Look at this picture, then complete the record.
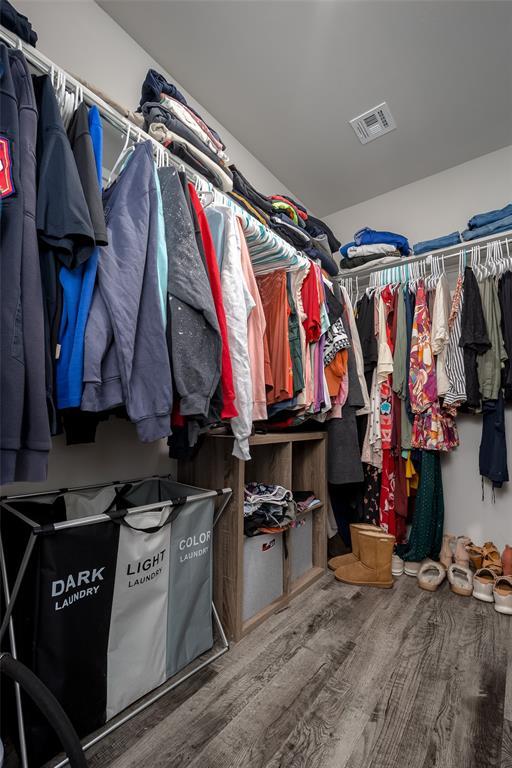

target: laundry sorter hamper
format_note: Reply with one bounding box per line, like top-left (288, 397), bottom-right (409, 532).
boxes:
top-left (0, 476), bottom-right (231, 768)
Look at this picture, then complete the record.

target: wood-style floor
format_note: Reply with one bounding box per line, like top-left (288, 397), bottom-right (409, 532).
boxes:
top-left (73, 574), bottom-right (511, 767)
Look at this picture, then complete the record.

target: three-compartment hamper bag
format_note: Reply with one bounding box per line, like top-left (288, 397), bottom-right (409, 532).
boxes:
top-left (2, 478), bottom-right (217, 766)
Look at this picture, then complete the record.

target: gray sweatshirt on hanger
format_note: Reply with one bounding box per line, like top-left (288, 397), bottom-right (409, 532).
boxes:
top-left (157, 166), bottom-right (221, 417)
top-left (81, 141), bottom-right (173, 442)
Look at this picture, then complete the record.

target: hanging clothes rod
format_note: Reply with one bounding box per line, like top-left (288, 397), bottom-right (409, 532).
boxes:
top-left (0, 25), bottom-right (303, 268)
top-left (334, 230), bottom-right (512, 284)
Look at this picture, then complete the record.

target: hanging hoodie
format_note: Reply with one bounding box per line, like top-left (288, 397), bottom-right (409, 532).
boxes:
top-left (81, 142), bottom-right (172, 442)
top-left (157, 165), bottom-right (221, 418)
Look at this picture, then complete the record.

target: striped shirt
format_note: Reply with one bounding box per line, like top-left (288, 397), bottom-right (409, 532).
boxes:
top-left (444, 276), bottom-right (467, 407)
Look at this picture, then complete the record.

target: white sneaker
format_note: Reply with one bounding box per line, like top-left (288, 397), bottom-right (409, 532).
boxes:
top-left (404, 558), bottom-right (434, 577)
top-left (392, 554), bottom-right (404, 576)
top-left (493, 576), bottom-right (512, 615)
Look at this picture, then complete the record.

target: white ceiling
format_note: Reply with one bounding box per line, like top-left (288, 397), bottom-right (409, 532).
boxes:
top-left (99, 0), bottom-right (512, 216)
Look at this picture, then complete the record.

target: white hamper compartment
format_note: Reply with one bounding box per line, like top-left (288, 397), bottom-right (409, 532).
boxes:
top-left (290, 516), bottom-right (313, 582)
top-left (243, 533), bottom-right (283, 621)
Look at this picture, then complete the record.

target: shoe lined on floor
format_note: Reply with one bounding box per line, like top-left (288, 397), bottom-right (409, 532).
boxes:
top-left (493, 575), bottom-right (512, 615)
top-left (502, 545), bottom-right (512, 577)
top-left (328, 533), bottom-right (350, 560)
top-left (417, 561), bottom-right (446, 592)
top-left (472, 567), bottom-right (496, 603)
top-left (404, 558), bottom-right (434, 577)
top-left (440, 533), bottom-right (456, 570)
top-left (447, 564), bottom-right (473, 596)
top-left (335, 530), bottom-right (395, 588)
top-left (328, 523), bottom-right (383, 571)
top-left (392, 554), bottom-right (404, 576)
top-left (455, 536), bottom-right (471, 567)
top-left (467, 544), bottom-right (484, 571)
top-left (482, 542), bottom-right (502, 575)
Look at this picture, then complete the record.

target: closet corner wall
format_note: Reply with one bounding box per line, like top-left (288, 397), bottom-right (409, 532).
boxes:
top-left (178, 432), bottom-right (327, 641)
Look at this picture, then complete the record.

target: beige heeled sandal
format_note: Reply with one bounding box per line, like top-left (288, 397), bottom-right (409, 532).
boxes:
top-left (439, 533), bottom-right (456, 570)
top-left (455, 536), bottom-right (471, 567)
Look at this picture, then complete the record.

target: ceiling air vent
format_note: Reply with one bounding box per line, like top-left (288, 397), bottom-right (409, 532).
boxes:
top-left (350, 102), bottom-right (396, 144)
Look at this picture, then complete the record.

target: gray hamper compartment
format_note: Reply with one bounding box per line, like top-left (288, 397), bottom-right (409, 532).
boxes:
top-left (243, 533), bottom-right (283, 621)
top-left (290, 516), bottom-right (313, 582)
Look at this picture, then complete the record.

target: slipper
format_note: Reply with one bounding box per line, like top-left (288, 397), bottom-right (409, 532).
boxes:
top-left (472, 567), bottom-right (496, 603)
top-left (493, 575), bottom-right (512, 615)
top-left (417, 561), bottom-right (446, 592)
top-left (447, 564), bottom-right (473, 596)
top-left (482, 542), bottom-right (502, 575)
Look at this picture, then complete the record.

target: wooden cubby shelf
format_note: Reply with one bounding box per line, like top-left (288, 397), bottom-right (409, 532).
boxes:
top-left (178, 431), bottom-right (327, 641)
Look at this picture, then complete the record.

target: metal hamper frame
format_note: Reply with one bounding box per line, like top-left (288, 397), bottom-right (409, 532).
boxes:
top-left (0, 474), bottom-right (232, 768)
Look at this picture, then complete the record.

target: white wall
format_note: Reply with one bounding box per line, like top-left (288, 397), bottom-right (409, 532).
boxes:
top-left (443, 415), bottom-right (511, 551)
top-left (2, 0), bottom-right (296, 497)
top-left (13, 0), bottom-right (295, 197)
top-left (325, 147), bottom-right (512, 549)
top-left (324, 145), bottom-right (512, 247)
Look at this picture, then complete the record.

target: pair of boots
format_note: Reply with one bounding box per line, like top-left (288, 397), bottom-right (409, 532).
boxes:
top-left (328, 523), bottom-right (396, 589)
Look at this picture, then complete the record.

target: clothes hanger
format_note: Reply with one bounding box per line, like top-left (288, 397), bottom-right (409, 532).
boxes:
top-left (354, 276), bottom-right (361, 306)
top-left (107, 124), bottom-right (134, 186)
top-left (503, 238), bottom-right (512, 274)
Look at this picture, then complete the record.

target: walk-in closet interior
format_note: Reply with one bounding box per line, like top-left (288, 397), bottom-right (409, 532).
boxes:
top-left (0, 1), bottom-right (511, 767)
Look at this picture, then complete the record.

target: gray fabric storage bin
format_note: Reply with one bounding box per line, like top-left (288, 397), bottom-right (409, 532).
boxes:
top-left (290, 516), bottom-right (313, 582)
top-left (242, 534), bottom-right (283, 621)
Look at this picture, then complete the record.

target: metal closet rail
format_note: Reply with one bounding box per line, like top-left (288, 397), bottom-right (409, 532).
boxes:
top-left (335, 230), bottom-right (512, 297)
top-left (0, 24), bottom-right (304, 271)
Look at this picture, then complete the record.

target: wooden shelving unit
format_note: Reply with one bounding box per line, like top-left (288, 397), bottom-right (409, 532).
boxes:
top-left (178, 431), bottom-right (327, 641)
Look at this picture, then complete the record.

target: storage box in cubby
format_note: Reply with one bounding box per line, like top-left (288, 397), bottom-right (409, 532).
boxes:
top-left (289, 515), bottom-right (313, 582)
top-left (242, 533), bottom-right (284, 622)
top-left (179, 432), bottom-right (327, 641)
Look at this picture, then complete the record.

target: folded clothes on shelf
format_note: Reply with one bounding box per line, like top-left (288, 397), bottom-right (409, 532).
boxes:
top-left (354, 227), bottom-right (411, 256)
top-left (139, 68), bottom-right (225, 149)
top-left (413, 231), bottom-right (461, 255)
top-left (339, 251), bottom-right (401, 270)
top-left (346, 243), bottom-right (399, 259)
top-left (1, 0), bottom-right (38, 46)
top-left (467, 202), bottom-right (512, 231)
top-left (243, 483), bottom-right (296, 537)
top-left (293, 490), bottom-right (321, 513)
top-left (462, 213), bottom-right (512, 242)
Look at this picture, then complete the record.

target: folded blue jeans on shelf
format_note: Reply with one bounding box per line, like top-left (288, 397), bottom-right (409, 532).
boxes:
top-left (413, 231), bottom-right (461, 255)
top-left (468, 202), bottom-right (512, 230)
top-left (461, 214), bottom-right (512, 241)
top-left (354, 227), bottom-right (411, 255)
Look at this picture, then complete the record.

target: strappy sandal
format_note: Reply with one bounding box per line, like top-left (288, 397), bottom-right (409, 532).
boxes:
top-left (466, 544), bottom-right (484, 571)
top-left (472, 567), bottom-right (496, 603)
top-left (493, 575), bottom-right (512, 615)
top-left (417, 561), bottom-right (446, 592)
top-left (447, 564), bottom-right (473, 596)
top-left (482, 542), bottom-right (503, 575)
top-left (455, 536), bottom-right (471, 567)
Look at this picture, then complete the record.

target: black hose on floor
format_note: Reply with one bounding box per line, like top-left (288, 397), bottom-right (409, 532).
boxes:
top-left (0, 652), bottom-right (88, 768)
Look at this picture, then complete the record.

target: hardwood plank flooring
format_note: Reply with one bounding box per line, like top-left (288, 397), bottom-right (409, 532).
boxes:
top-left (51, 574), bottom-right (511, 768)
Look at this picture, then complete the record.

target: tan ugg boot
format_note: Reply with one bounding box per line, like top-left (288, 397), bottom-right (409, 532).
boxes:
top-left (328, 523), bottom-right (384, 571)
top-left (334, 530), bottom-right (395, 588)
